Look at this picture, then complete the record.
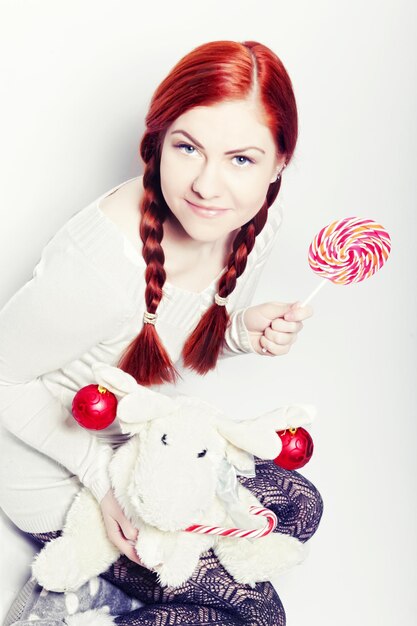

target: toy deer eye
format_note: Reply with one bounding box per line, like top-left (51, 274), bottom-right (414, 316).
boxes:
top-left (197, 448), bottom-right (207, 458)
top-left (161, 434), bottom-right (168, 445)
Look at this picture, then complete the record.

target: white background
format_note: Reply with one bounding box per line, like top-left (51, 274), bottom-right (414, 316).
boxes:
top-left (0, 0), bottom-right (416, 624)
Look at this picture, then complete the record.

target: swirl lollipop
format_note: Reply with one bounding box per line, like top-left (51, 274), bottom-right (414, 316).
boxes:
top-left (302, 217), bottom-right (391, 305)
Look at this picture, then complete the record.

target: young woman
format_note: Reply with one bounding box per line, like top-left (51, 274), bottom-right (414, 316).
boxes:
top-left (1, 40), bottom-right (323, 625)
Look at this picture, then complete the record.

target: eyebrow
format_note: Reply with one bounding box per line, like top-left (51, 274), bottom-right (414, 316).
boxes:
top-left (170, 130), bottom-right (266, 155)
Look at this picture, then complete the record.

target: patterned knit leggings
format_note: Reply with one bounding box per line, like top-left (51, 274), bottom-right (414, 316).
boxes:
top-left (28, 458), bottom-right (323, 626)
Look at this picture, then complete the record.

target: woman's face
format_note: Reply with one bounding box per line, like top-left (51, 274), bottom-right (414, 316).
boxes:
top-left (159, 99), bottom-right (285, 243)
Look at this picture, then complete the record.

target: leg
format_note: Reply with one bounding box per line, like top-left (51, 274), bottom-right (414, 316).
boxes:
top-left (98, 461), bottom-right (320, 624)
top-left (237, 457), bottom-right (324, 542)
top-left (5, 531), bottom-right (141, 626)
top-left (15, 459), bottom-right (319, 626)
top-left (102, 548), bottom-right (286, 626)
top-left (8, 533), bottom-right (259, 626)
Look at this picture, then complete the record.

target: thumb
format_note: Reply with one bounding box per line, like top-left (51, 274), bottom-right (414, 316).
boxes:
top-left (244, 302), bottom-right (294, 333)
top-left (259, 302), bottom-right (294, 320)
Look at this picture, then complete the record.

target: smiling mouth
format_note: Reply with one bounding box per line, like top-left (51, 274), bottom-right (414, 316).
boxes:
top-left (185, 199), bottom-right (230, 217)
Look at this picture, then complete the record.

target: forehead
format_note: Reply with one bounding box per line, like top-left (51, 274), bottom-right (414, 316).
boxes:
top-left (167, 100), bottom-right (275, 151)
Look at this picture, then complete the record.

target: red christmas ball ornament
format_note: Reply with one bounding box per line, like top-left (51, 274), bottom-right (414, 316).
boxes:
top-left (274, 427), bottom-right (314, 470)
top-left (72, 385), bottom-right (117, 430)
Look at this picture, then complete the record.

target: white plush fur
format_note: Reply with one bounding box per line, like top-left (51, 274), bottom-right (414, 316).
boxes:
top-left (32, 364), bottom-right (314, 592)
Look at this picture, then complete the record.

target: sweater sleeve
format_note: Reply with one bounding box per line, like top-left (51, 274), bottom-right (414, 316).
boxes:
top-left (0, 225), bottom-right (128, 502)
top-left (221, 201), bottom-right (283, 358)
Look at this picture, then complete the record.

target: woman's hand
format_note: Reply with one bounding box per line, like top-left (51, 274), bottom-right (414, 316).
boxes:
top-left (243, 301), bottom-right (313, 356)
top-left (99, 488), bottom-right (146, 566)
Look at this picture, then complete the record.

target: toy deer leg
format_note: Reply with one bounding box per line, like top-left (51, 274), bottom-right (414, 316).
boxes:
top-left (214, 482), bottom-right (306, 587)
top-left (32, 488), bottom-right (120, 592)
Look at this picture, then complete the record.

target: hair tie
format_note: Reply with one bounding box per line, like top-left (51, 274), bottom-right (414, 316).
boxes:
top-left (143, 311), bottom-right (157, 325)
top-left (214, 293), bottom-right (229, 307)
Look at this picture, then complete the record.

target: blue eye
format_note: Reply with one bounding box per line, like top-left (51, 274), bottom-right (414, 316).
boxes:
top-left (175, 142), bottom-right (197, 155)
top-left (233, 155), bottom-right (254, 167)
top-left (174, 142), bottom-right (254, 167)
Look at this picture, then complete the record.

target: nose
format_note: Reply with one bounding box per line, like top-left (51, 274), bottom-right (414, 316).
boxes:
top-left (191, 162), bottom-right (223, 200)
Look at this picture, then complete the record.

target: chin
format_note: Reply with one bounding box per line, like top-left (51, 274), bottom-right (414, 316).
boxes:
top-left (176, 218), bottom-right (226, 242)
top-left (187, 226), bottom-right (227, 243)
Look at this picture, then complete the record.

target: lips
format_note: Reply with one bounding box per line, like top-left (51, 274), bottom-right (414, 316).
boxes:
top-left (185, 199), bottom-right (230, 218)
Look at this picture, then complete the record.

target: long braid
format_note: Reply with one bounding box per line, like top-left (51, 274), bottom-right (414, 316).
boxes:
top-left (117, 156), bottom-right (180, 386)
top-left (182, 200), bottom-right (269, 373)
top-left (140, 166), bottom-right (167, 313)
top-left (117, 39), bottom-right (297, 384)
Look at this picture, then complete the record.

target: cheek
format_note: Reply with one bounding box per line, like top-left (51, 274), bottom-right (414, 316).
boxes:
top-left (160, 149), bottom-right (193, 193)
top-left (160, 150), bottom-right (175, 195)
top-left (229, 172), bottom-right (271, 217)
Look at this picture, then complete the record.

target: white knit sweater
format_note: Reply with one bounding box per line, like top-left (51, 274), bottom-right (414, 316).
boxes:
top-left (0, 177), bottom-right (283, 533)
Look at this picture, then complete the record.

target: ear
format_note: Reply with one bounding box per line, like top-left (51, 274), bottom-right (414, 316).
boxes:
top-left (224, 442), bottom-right (256, 475)
top-left (216, 417), bottom-right (281, 460)
top-left (259, 404), bottom-right (317, 431)
top-left (269, 157), bottom-right (287, 184)
top-left (117, 388), bottom-right (177, 435)
top-left (92, 363), bottom-right (139, 396)
top-left (215, 404), bottom-right (316, 460)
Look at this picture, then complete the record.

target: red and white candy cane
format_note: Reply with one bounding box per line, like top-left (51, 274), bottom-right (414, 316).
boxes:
top-left (185, 505), bottom-right (278, 539)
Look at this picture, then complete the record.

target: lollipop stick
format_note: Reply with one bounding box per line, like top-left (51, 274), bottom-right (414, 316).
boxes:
top-left (301, 279), bottom-right (328, 307)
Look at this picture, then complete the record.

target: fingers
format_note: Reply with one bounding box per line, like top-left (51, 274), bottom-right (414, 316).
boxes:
top-left (118, 520), bottom-right (143, 564)
top-left (259, 334), bottom-right (293, 356)
top-left (284, 302), bottom-right (314, 322)
top-left (260, 301), bottom-right (313, 323)
top-left (110, 523), bottom-right (144, 565)
top-left (259, 302), bottom-right (311, 357)
top-left (100, 492), bottom-right (143, 565)
top-left (264, 326), bottom-right (298, 346)
top-left (122, 543), bottom-right (145, 566)
top-left (119, 519), bottom-right (139, 543)
top-left (270, 318), bottom-right (303, 333)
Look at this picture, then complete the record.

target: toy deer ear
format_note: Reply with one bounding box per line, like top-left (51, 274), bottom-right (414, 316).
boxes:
top-left (216, 417), bottom-right (282, 460)
top-left (224, 442), bottom-right (256, 475)
top-left (92, 363), bottom-right (138, 396)
top-left (91, 363), bottom-right (177, 435)
top-left (215, 404), bottom-right (316, 460)
top-left (117, 388), bottom-right (177, 434)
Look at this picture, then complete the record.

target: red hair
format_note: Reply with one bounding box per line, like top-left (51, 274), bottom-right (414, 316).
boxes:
top-left (118, 40), bottom-right (298, 386)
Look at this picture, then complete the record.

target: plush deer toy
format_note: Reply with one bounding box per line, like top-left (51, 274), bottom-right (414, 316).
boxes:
top-left (32, 363), bottom-right (314, 593)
